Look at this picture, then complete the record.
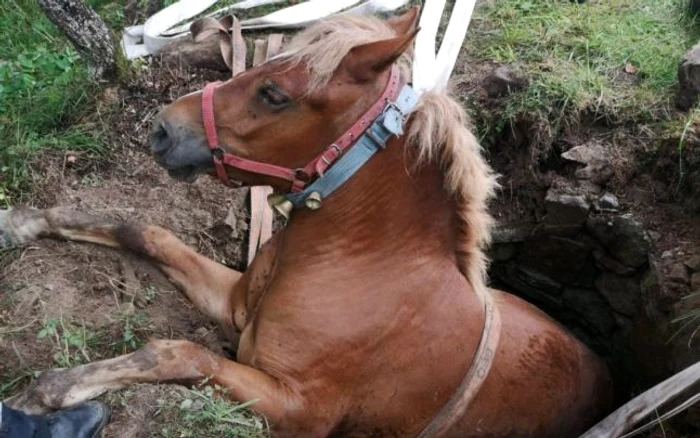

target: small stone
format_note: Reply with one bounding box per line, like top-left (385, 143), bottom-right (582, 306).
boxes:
top-left (684, 255), bottom-right (700, 272)
top-left (667, 263), bottom-right (690, 285)
top-left (648, 231), bottom-right (662, 242)
top-left (691, 272), bottom-right (700, 290)
top-left (661, 250), bottom-right (676, 259)
top-left (562, 143), bottom-right (606, 165)
top-left (491, 223), bottom-right (535, 243)
top-left (561, 141), bottom-right (614, 185)
top-left (483, 65), bottom-right (526, 98)
top-left (598, 193), bottom-right (619, 212)
top-left (194, 327), bottom-right (209, 337)
top-left (576, 162), bottom-right (614, 185)
top-left (641, 260), bottom-right (676, 315)
top-left (677, 42), bottom-right (700, 111)
top-left (544, 189), bottom-right (590, 228)
top-left (587, 214), bottom-right (650, 268)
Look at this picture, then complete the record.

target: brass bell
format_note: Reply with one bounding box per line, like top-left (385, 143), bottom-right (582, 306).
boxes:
top-left (267, 194), bottom-right (294, 220)
top-left (305, 192), bottom-right (323, 210)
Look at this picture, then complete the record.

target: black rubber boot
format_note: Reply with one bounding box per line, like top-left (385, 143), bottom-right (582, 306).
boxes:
top-left (44, 402), bottom-right (111, 438)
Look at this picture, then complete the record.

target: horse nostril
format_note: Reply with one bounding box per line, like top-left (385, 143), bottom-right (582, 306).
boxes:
top-left (151, 121), bottom-right (171, 155)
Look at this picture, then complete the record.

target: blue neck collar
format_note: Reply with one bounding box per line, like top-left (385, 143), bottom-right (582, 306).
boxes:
top-left (280, 84), bottom-right (419, 214)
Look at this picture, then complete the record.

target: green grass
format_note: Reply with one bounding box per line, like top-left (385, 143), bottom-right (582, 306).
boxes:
top-left (0, 0), bottom-right (121, 207)
top-left (158, 384), bottom-right (268, 438)
top-left (466, 0), bottom-right (700, 140)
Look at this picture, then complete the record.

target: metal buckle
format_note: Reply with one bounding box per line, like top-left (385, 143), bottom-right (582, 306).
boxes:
top-left (382, 100), bottom-right (407, 122)
top-left (211, 146), bottom-right (225, 160)
top-left (320, 144), bottom-right (342, 167)
top-left (294, 168), bottom-right (310, 181)
top-left (365, 127), bottom-right (387, 149)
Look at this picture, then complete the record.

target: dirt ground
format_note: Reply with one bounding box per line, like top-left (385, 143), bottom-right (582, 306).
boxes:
top-left (0, 61), bottom-right (258, 437)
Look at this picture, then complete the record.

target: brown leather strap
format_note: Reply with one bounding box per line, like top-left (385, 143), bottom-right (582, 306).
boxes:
top-left (417, 296), bottom-right (501, 438)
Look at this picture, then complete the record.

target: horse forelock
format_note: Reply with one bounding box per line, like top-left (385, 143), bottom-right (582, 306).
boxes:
top-left (288, 15), bottom-right (498, 302)
top-left (285, 14), bottom-right (412, 92)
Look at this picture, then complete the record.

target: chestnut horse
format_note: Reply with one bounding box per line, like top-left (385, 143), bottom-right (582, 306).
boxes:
top-left (1, 8), bottom-right (613, 437)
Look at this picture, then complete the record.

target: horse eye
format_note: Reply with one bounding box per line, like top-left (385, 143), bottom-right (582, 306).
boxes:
top-left (259, 83), bottom-right (290, 109)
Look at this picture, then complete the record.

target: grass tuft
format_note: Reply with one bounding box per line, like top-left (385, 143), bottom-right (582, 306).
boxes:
top-left (0, 0), bottom-right (110, 207)
top-left (466, 0), bottom-right (700, 140)
top-left (159, 384), bottom-right (269, 438)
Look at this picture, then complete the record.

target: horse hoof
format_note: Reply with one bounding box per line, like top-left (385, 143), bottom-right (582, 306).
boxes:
top-left (3, 368), bottom-right (71, 415)
top-left (3, 391), bottom-right (52, 415)
top-left (0, 209), bottom-right (12, 248)
top-left (0, 208), bottom-right (46, 249)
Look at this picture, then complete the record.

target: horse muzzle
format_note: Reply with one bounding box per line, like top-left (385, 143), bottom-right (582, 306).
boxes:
top-left (150, 116), bottom-right (214, 183)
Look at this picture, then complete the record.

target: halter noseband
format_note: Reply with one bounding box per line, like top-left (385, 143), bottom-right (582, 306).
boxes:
top-left (200, 65), bottom-right (418, 216)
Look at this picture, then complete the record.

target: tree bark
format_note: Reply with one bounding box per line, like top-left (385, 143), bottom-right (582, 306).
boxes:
top-left (38, 0), bottom-right (118, 80)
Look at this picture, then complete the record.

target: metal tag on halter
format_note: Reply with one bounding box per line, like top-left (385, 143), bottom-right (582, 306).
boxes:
top-left (382, 106), bottom-right (405, 136)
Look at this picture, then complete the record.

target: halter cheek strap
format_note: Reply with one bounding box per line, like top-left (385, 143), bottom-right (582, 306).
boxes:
top-left (200, 66), bottom-right (405, 193)
top-left (286, 84), bottom-right (418, 210)
top-left (201, 81), bottom-right (298, 187)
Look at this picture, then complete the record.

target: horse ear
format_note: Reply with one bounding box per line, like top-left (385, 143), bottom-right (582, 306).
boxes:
top-left (342, 28), bottom-right (419, 83)
top-left (386, 6), bottom-right (420, 35)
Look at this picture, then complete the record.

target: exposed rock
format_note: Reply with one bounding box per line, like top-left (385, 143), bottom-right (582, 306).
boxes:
top-left (495, 263), bottom-right (564, 309)
top-left (587, 214), bottom-right (650, 268)
top-left (592, 250), bottom-right (636, 276)
top-left (677, 42), bottom-right (700, 111)
top-left (562, 142), bottom-right (604, 164)
top-left (684, 255), bottom-right (700, 272)
top-left (482, 65), bottom-right (526, 98)
top-left (598, 193), bottom-right (619, 212)
top-left (490, 243), bottom-right (518, 262)
top-left (595, 273), bottom-right (642, 316)
top-left (576, 163), bottom-right (614, 185)
top-left (562, 289), bottom-right (617, 337)
top-left (648, 231), bottom-right (662, 242)
top-left (492, 223), bottom-right (535, 243)
top-left (692, 272), bottom-right (700, 290)
top-left (561, 141), bottom-right (614, 185)
top-left (519, 235), bottom-right (591, 285)
top-left (641, 259), bottom-right (676, 316)
top-left (544, 189), bottom-right (590, 228)
top-left (666, 263), bottom-right (690, 285)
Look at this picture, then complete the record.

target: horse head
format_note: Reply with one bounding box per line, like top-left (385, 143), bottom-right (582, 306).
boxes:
top-left (150, 7), bottom-right (420, 194)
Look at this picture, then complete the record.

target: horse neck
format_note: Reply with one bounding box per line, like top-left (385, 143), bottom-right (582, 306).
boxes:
top-left (279, 132), bottom-right (460, 269)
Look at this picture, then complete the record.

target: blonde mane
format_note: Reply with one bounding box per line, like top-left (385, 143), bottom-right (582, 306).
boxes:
top-left (287, 15), bottom-right (498, 302)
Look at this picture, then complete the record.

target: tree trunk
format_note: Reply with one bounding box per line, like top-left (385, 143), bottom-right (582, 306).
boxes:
top-left (38, 0), bottom-right (118, 80)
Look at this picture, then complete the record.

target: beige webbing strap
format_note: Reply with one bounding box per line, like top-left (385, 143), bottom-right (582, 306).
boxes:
top-left (247, 33), bottom-right (283, 266)
top-left (417, 296), bottom-right (501, 438)
top-left (191, 16), bottom-right (281, 267)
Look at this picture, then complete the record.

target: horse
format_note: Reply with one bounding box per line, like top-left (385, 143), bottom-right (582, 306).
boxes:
top-left (1, 8), bottom-right (614, 437)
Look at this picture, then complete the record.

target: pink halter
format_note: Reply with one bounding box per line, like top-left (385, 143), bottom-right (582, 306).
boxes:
top-left (200, 66), bottom-right (402, 191)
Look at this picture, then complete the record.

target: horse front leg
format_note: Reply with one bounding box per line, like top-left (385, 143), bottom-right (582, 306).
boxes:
top-left (0, 207), bottom-right (243, 328)
top-left (2, 340), bottom-right (308, 433)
